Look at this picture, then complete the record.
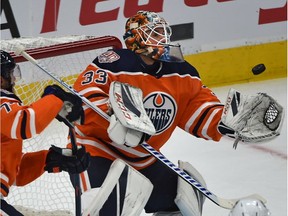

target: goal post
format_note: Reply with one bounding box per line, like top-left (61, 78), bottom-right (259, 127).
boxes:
top-left (1, 35), bottom-right (122, 215)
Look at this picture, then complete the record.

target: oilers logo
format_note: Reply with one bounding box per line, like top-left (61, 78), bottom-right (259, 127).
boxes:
top-left (144, 92), bottom-right (177, 134)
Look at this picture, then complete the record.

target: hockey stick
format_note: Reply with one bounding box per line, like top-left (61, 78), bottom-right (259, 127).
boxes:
top-left (140, 143), bottom-right (266, 209)
top-left (66, 121), bottom-right (82, 216)
top-left (14, 47), bottom-right (266, 210)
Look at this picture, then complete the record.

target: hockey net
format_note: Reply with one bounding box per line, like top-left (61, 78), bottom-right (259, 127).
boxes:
top-left (1, 35), bottom-right (122, 215)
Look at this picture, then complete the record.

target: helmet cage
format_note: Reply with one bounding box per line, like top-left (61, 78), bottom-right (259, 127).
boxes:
top-left (124, 11), bottom-right (184, 62)
top-left (136, 21), bottom-right (172, 47)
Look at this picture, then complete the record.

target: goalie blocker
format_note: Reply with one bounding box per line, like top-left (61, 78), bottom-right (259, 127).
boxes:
top-left (221, 88), bottom-right (283, 148)
top-left (108, 81), bottom-right (156, 147)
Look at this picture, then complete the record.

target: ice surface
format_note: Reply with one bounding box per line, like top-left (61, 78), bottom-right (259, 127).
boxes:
top-left (141, 78), bottom-right (287, 216)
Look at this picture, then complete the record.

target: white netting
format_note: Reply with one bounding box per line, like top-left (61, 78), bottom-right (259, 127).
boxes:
top-left (1, 35), bottom-right (122, 215)
top-left (1, 35), bottom-right (93, 51)
top-left (15, 205), bottom-right (73, 216)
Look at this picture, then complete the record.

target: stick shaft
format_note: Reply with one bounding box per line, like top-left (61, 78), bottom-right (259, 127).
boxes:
top-left (69, 127), bottom-right (82, 216)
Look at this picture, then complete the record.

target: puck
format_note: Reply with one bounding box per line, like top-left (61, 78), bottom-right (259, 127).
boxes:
top-left (252, 64), bottom-right (266, 75)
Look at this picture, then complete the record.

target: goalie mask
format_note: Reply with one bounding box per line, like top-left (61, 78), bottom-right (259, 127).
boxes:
top-left (1, 50), bottom-right (21, 91)
top-left (229, 199), bottom-right (271, 216)
top-left (123, 11), bottom-right (184, 63)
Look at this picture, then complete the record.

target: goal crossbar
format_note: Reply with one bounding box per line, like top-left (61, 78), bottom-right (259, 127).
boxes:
top-left (10, 36), bottom-right (122, 62)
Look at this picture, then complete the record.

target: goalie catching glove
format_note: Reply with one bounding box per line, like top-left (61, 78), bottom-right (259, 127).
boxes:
top-left (221, 88), bottom-right (284, 148)
top-left (45, 145), bottom-right (90, 174)
top-left (42, 85), bottom-right (84, 124)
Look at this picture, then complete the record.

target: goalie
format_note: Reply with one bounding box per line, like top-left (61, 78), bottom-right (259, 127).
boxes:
top-left (68, 11), bottom-right (283, 215)
top-left (0, 50), bottom-right (90, 216)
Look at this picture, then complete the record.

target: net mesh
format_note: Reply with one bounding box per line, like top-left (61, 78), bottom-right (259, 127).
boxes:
top-left (1, 35), bottom-right (122, 215)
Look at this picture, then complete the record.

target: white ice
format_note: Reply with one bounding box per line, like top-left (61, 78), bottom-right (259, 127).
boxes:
top-left (141, 77), bottom-right (287, 216)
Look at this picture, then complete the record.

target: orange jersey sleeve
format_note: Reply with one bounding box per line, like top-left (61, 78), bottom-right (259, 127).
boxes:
top-left (178, 84), bottom-right (224, 141)
top-left (1, 91), bottom-right (63, 139)
top-left (15, 150), bottom-right (48, 186)
top-left (1, 89), bottom-right (63, 196)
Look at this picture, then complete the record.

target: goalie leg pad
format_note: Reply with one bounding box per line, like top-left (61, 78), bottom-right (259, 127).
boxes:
top-left (174, 161), bottom-right (207, 216)
top-left (82, 159), bottom-right (153, 216)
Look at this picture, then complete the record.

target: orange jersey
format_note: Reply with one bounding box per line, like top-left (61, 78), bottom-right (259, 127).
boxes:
top-left (71, 49), bottom-right (224, 170)
top-left (0, 89), bottom-right (63, 197)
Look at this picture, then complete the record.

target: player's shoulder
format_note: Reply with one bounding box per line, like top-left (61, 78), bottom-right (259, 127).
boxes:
top-left (162, 61), bottom-right (200, 78)
top-left (92, 49), bottom-right (141, 72)
top-left (0, 89), bottom-right (22, 102)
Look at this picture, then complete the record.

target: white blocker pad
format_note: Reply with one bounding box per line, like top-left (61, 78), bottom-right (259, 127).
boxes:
top-left (174, 161), bottom-right (207, 216)
top-left (109, 81), bottom-right (156, 135)
top-left (82, 159), bottom-right (153, 216)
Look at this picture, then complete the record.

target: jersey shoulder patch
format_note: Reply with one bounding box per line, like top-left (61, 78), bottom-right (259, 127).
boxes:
top-left (98, 50), bottom-right (120, 63)
top-left (93, 49), bottom-right (141, 73)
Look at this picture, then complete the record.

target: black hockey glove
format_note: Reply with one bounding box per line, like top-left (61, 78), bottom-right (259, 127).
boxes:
top-left (45, 145), bottom-right (90, 174)
top-left (42, 85), bottom-right (84, 123)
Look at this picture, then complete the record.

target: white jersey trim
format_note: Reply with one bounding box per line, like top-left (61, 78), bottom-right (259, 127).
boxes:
top-left (109, 142), bottom-right (151, 157)
top-left (201, 108), bottom-right (222, 140)
top-left (28, 108), bottom-right (36, 136)
top-left (0, 173), bottom-right (9, 183)
top-left (185, 102), bottom-right (222, 132)
top-left (78, 86), bottom-right (106, 96)
top-left (74, 137), bottom-right (155, 168)
top-left (11, 110), bottom-right (22, 139)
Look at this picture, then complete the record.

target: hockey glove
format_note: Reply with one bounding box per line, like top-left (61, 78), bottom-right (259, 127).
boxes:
top-left (45, 145), bottom-right (90, 174)
top-left (42, 85), bottom-right (84, 123)
top-left (221, 88), bottom-right (284, 148)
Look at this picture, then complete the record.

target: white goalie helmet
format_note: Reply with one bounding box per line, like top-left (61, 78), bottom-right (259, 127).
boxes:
top-left (229, 199), bottom-right (271, 216)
